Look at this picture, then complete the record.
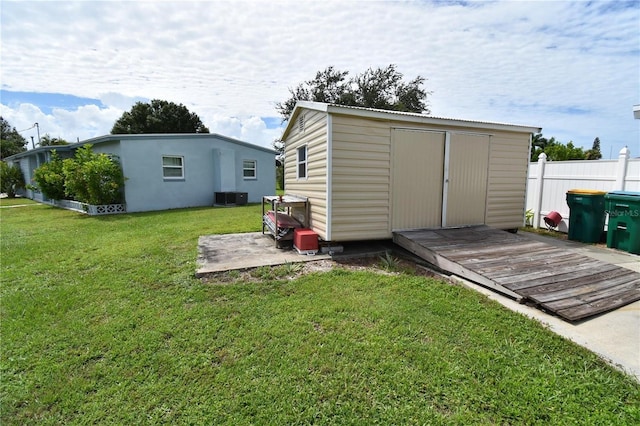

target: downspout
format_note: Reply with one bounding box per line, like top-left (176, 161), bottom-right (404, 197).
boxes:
top-left (325, 114), bottom-right (333, 241)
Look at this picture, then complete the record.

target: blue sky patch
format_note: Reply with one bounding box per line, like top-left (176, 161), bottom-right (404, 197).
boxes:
top-left (262, 117), bottom-right (284, 129)
top-left (0, 90), bottom-right (105, 114)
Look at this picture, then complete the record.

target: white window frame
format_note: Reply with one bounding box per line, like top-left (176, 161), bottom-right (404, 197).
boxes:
top-left (243, 159), bottom-right (257, 180)
top-left (162, 155), bottom-right (184, 179)
top-left (297, 145), bottom-right (307, 180)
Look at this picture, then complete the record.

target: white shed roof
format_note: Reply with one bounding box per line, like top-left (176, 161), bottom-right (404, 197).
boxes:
top-left (282, 101), bottom-right (542, 139)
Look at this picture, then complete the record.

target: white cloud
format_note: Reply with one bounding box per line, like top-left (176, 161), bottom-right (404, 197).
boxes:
top-left (0, 102), bottom-right (123, 144)
top-left (1, 0), bottom-right (638, 157)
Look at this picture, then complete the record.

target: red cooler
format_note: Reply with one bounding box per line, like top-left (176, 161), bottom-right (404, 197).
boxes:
top-left (294, 229), bottom-right (318, 254)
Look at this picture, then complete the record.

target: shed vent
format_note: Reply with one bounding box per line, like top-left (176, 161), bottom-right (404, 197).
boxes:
top-left (298, 114), bottom-right (305, 133)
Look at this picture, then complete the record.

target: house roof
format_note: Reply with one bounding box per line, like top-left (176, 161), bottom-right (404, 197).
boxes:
top-left (281, 101), bottom-right (542, 140)
top-left (4, 133), bottom-right (277, 161)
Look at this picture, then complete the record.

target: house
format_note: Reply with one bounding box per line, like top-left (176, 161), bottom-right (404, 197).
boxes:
top-left (280, 101), bottom-right (541, 242)
top-left (6, 133), bottom-right (276, 213)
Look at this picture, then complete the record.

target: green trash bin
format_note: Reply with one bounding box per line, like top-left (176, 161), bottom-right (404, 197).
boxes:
top-left (605, 191), bottom-right (640, 255)
top-left (566, 189), bottom-right (607, 243)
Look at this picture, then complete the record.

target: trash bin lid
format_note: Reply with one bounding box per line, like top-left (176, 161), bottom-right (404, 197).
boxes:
top-left (567, 189), bottom-right (607, 195)
top-left (606, 191), bottom-right (640, 198)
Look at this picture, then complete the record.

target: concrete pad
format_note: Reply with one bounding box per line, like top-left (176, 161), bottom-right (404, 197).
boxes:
top-left (196, 232), bottom-right (395, 276)
top-left (196, 232), bottom-right (331, 276)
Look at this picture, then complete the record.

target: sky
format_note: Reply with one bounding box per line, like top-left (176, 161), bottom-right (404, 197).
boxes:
top-left (1, 0), bottom-right (639, 159)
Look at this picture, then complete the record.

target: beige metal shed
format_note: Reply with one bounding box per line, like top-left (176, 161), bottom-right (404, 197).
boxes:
top-left (281, 101), bottom-right (541, 242)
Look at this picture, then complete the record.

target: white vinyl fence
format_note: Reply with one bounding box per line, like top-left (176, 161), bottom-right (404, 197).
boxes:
top-left (526, 147), bottom-right (639, 232)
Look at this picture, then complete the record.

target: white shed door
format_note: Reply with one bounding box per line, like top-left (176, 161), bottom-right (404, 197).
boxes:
top-left (391, 129), bottom-right (445, 230)
top-left (391, 129), bottom-right (490, 230)
top-left (444, 133), bottom-right (490, 227)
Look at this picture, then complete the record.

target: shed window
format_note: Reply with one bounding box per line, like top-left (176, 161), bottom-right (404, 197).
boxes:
top-left (297, 146), bottom-right (307, 179)
top-left (162, 155), bottom-right (184, 179)
top-left (243, 160), bottom-right (257, 179)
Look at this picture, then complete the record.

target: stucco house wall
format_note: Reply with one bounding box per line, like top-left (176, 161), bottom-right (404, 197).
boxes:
top-left (6, 133), bottom-right (276, 213)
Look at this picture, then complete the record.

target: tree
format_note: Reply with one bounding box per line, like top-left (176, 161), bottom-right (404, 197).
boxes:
top-left (39, 134), bottom-right (70, 147)
top-left (275, 64), bottom-right (430, 122)
top-left (530, 133), bottom-right (586, 161)
top-left (1, 117), bottom-right (28, 159)
top-left (0, 161), bottom-right (25, 198)
top-left (111, 99), bottom-right (210, 134)
top-left (585, 137), bottom-right (602, 160)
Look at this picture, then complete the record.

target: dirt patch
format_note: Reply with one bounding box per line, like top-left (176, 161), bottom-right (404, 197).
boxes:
top-left (200, 255), bottom-right (448, 285)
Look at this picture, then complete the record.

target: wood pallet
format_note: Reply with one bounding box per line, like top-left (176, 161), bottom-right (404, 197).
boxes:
top-left (393, 225), bottom-right (640, 322)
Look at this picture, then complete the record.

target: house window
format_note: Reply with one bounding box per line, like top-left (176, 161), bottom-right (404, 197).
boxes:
top-left (162, 155), bottom-right (184, 179)
top-left (243, 160), bottom-right (257, 179)
top-left (297, 146), bottom-right (307, 179)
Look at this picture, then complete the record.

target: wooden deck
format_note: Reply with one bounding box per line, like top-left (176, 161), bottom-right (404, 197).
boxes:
top-left (393, 225), bottom-right (640, 322)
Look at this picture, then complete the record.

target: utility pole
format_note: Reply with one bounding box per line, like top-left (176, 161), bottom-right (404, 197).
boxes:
top-left (34, 122), bottom-right (41, 146)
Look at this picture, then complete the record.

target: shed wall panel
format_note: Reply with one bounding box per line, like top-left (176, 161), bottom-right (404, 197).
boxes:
top-left (329, 115), bottom-right (391, 240)
top-left (283, 110), bottom-right (329, 239)
top-left (485, 134), bottom-right (530, 229)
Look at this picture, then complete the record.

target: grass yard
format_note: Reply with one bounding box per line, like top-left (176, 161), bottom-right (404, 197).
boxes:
top-left (1, 202), bottom-right (639, 424)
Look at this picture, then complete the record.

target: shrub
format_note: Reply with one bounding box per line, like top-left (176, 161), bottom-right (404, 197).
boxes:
top-left (31, 151), bottom-right (66, 200)
top-left (63, 145), bottom-right (125, 205)
top-left (0, 161), bottom-right (25, 198)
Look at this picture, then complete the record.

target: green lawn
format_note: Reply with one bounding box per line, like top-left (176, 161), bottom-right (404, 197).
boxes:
top-left (1, 203), bottom-right (639, 424)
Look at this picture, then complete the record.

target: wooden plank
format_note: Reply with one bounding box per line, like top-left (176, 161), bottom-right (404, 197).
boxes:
top-left (538, 275), bottom-right (640, 308)
top-left (466, 252), bottom-right (585, 276)
top-left (505, 263), bottom-right (621, 291)
top-left (514, 266), bottom-right (630, 296)
top-left (493, 259), bottom-right (606, 287)
top-left (440, 241), bottom-right (549, 261)
top-left (556, 288), bottom-right (640, 321)
top-left (451, 245), bottom-right (561, 265)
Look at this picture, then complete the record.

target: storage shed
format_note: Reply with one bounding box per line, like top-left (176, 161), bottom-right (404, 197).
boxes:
top-left (281, 101), bottom-right (541, 242)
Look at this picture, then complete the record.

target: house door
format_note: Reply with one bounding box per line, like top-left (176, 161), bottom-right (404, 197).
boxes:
top-left (391, 129), bottom-right (490, 230)
top-left (391, 129), bottom-right (445, 230)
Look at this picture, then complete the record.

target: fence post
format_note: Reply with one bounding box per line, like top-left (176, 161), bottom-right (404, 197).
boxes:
top-left (614, 146), bottom-right (630, 191)
top-left (533, 152), bottom-right (547, 229)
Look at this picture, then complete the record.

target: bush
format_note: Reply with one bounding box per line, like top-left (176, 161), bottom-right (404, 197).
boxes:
top-left (0, 161), bottom-right (25, 198)
top-left (62, 145), bottom-right (125, 205)
top-left (31, 151), bottom-right (66, 200)
top-left (30, 145), bottom-right (125, 205)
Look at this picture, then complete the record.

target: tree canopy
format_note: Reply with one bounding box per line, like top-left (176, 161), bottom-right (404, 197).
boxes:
top-left (1, 117), bottom-right (28, 159)
top-left (531, 133), bottom-right (604, 162)
top-left (39, 134), bottom-right (70, 147)
top-left (275, 64), bottom-right (430, 122)
top-left (585, 137), bottom-right (602, 160)
top-left (111, 99), bottom-right (210, 134)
